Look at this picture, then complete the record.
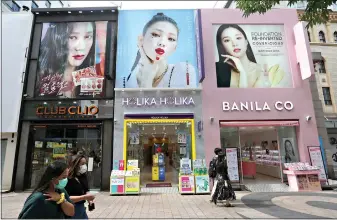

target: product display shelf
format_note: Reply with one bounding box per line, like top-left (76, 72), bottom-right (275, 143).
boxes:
top-left (283, 170), bottom-right (322, 192)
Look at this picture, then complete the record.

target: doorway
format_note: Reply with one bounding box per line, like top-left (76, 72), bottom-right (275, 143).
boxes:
top-left (220, 121), bottom-right (300, 191)
top-left (1, 139), bottom-right (8, 182)
top-left (124, 119), bottom-right (196, 187)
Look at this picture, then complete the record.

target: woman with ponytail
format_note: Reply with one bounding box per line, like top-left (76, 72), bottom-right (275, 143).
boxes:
top-left (123, 13), bottom-right (196, 88)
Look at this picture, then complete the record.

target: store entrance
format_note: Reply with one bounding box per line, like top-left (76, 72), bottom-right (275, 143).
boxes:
top-left (27, 123), bottom-right (103, 190)
top-left (125, 120), bottom-right (194, 187)
top-left (220, 122), bottom-right (300, 191)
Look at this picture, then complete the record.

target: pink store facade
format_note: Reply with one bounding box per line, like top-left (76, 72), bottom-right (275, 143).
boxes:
top-left (199, 9), bottom-right (322, 186)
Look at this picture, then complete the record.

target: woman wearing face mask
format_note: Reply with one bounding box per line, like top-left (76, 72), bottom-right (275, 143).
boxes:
top-left (36, 22), bottom-right (99, 98)
top-left (215, 24), bottom-right (285, 88)
top-left (18, 161), bottom-right (75, 219)
top-left (65, 155), bottom-right (95, 219)
top-left (123, 12), bottom-right (196, 88)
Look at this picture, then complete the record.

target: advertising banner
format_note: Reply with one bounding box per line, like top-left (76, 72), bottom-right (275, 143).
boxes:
top-left (195, 175), bottom-right (210, 193)
top-left (179, 175), bottom-right (195, 193)
top-left (213, 24), bottom-right (292, 88)
top-left (125, 176), bottom-right (140, 193)
top-left (52, 143), bottom-right (67, 159)
top-left (308, 146), bottom-right (328, 184)
top-left (36, 21), bottom-right (109, 98)
top-left (116, 10), bottom-right (198, 89)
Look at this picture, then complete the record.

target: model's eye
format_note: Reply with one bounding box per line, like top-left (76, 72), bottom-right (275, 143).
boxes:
top-left (151, 32), bottom-right (160, 37)
top-left (224, 39), bottom-right (230, 43)
top-left (237, 36), bottom-right (243, 40)
top-left (168, 37), bottom-right (176, 42)
top-left (69, 36), bottom-right (77, 40)
top-left (85, 35), bottom-right (93, 40)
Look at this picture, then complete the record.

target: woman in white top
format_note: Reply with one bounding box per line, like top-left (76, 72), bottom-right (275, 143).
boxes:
top-left (123, 13), bottom-right (196, 88)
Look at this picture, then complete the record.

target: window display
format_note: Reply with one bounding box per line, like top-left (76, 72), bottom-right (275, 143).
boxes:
top-left (28, 124), bottom-right (102, 189)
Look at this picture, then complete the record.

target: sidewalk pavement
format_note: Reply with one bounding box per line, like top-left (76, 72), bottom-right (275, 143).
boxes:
top-left (1, 190), bottom-right (337, 219)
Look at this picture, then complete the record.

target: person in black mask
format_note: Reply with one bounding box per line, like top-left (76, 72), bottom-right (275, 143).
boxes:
top-left (65, 155), bottom-right (95, 219)
top-left (211, 151), bottom-right (236, 207)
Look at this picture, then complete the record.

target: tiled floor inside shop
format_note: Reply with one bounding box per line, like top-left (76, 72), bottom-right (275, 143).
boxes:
top-left (140, 164), bottom-right (179, 186)
top-left (243, 173), bottom-right (289, 192)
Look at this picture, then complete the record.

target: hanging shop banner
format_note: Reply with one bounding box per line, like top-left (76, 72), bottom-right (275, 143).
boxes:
top-left (35, 21), bottom-right (109, 98)
top-left (116, 9), bottom-right (198, 89)
top-left (213, 24), bottom-right (292, 88)
top-left (308, 146), bottom-right (328, 184)
top-left (52, 143), bottom-right (67, 159)
top-left (226, 148), bottom-right (239, 182)
top-left (177, 132), bottom-right (187, 144)
top-left (128, 133), bottom-right (140, 145)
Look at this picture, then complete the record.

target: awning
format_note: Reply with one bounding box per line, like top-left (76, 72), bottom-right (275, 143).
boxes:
top-left (312, 52), bottom-right (323, 61)
top-left (220, 120), bottom-right (299, 127)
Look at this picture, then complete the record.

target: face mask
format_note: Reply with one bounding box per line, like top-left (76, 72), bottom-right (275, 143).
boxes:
top-left (78, 164), bottom-right (88, 174)
top-left (56, 178), bottom-right (68, 189)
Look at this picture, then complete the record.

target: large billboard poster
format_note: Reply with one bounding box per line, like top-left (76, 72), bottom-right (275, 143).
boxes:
top-left (116, 10), bottom-right (198, 89)
top-left (213, 24), bottom-right (292, 88)
top-left (35, 21), bottom-right (108, 98)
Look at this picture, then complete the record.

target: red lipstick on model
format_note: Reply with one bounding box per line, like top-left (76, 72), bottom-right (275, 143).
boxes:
top-left (155, 48), bottom-right (165, 55)
top-left (233, 48), bottom-right (241, 53)
top-left (73, 55), bottom-right (85, 60)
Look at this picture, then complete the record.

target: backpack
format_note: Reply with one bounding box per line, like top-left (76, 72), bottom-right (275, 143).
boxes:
top-left (208, 157), bottom-right (217, 178)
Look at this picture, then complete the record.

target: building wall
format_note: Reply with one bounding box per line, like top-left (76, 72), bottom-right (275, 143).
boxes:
top-left (199, 9), bottom-right (319, 165)
top-left (1, 133), bottom-right (17, 191)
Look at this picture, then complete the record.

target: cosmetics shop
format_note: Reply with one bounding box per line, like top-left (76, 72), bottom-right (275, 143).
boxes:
top-left (199, 9), bottom-right (327, 191)
top-left (112, 90), bottom-right (205, 189)
top-left (14, 7), bottom-right (118, 191)
top-left (15, 100), bottom-right (114, 191)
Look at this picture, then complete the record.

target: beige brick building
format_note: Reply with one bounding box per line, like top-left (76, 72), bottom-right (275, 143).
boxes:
top-left (301, 10), bottom-right (337, 178)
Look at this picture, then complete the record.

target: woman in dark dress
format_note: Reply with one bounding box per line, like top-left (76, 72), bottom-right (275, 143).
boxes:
top-left (211, 152), bottom-right (236, 207)
top-left (65, 155), bottom-right (95, 219)
top-left (18, 161), bottom-right (75, 219)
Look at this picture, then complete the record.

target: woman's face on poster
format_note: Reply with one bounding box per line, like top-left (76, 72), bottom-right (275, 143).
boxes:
top-left (220, 27), bottom-right (248, 58)
top-left (143, 21), bottom-right (178, 62)
top-left (67, 22), bottom-right (94, 67)
top-left (285, 141), bottom-right (292, 153)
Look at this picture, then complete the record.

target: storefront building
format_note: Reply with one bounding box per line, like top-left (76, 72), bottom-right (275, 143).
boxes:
top-left (113, 9), bottom-right (205, 188)
top-left (199, 9), bottom-right (325, 188)
top-left (13, 7), bottom-right (118, 191)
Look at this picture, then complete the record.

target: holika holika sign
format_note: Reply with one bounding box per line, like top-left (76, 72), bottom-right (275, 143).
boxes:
top-left (122, 97), bottom-right (195, 106)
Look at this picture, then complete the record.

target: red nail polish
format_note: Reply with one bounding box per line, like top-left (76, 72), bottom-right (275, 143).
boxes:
top-left (156, 57), bottom-right (159, 60)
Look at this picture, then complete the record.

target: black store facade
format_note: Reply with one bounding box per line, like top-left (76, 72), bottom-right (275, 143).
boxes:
top-left (14, 7), bottom-right (118, 191)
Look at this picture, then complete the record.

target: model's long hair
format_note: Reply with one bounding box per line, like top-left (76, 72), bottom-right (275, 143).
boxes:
top-left (125, 13), bottom-right (179, 84)
top-left (216, 24), bottom-right (256, 63)
top-left (36, 22), bottom-right (96, 93)
top-left (284, 140), bottom-right (295, 156)
top-left (33, 160), bottom-right (68, 193)
top-left (68, 154), bottom-right (86, 179)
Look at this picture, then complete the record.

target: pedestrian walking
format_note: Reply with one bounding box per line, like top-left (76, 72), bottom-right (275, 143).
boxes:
top-left (18, 161), bottom-right (75, 219)
top-left (211, 151), bottom-right (236, 207)
top-left (65, 154), bottom-right (95, 219)
top-left (209, 147), bottom-right (222, 202)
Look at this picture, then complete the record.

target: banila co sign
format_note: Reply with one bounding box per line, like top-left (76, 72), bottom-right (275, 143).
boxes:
top-left (122, 97), bottom-right (195, 106)
top-left (222, 101), bottom-right (294, 111)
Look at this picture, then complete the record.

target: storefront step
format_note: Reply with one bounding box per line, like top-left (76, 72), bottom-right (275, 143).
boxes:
top-left (140, 187), bottom-right (179, 194)
top-left (244, 183), bottom-right (290, 192)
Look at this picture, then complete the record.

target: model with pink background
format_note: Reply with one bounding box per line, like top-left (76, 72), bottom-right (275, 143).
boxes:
top-left (215, 24), bottom-right (286, 88)
top-left (124, 13), bottom-right (196, 88)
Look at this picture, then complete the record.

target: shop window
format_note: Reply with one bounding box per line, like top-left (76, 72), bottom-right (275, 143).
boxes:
top-left (322, 87), bottom-right (333, 105)
top-left (319, 31), bottom-right (326, 43)
top-left (334, 31), bottom-right (337, 43)
top-left (314, 60), bottom-right (326, 73)
top-left (31, 1), bottom-right (38, 9)
top-left (45, 0), bottom-right (51, 8)
top-left (125, 121), bottom-right (194, 185)
top-left (28, 124), bottom-right (102, 190)
top-left (4, 1), bottom-right (21, 12)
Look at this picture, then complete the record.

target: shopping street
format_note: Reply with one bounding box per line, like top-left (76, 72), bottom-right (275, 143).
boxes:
top-left (2, 190), bottom-right (337, 219)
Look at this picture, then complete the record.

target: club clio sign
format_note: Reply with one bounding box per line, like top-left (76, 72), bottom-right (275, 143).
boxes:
top-left (222, 101), bottom-right (294, 112)
top-left (36, 105), bottom-right (99, 118)
top-left (122, 96), bottom-right (195, 107)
